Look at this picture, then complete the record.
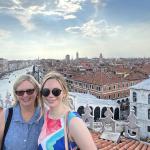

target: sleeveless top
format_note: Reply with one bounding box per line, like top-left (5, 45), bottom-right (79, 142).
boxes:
top-left (38, 111), bottom-right (80, 150)
top-left (4, 103), bottom-right (44, 150)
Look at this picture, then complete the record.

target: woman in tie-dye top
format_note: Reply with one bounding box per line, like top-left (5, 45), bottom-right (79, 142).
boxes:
top-left (38, 71), bottom-right (97, 150)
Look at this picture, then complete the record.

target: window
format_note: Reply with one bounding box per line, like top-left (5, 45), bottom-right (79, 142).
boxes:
top-left (148, 109), bottom-right (150, 119)
top-left (79, 82), bottom-right (82, 86)
top-left (96, 86), bottom-right (98, 91)
top-left (86, 84), bottom-right (88, 88)
top-left (133, 92), bottom-right (137, 102)
top-left (133, 106), bottom-right (137, 116)
top-left (147, 126), bottom-right (150, 132)
top-left (148, 94), bottom-right (150, 104)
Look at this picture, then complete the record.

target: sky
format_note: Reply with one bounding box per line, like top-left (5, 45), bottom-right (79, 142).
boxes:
top-left (0, 0), bottom-right (150, 60)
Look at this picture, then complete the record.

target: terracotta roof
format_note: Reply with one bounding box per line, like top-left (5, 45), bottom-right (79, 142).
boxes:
top-left (72, 71), bottom-right (125, 85)
top-left (141, 64), bottom-right (150, 75)
top-left (124, 70), bottom-right (148, 81)
top-left (91, 131), bottom-right (150, 150)
top-left (114, 65), bottom-right (130, 74)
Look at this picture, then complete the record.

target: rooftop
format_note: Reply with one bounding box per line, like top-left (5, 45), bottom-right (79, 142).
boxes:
top-left (130, 78), bottom-right (150, 90)
top-left (91, 131), bottom-right (150, 150)
top-left (69, 92), bottom-right (119, 106)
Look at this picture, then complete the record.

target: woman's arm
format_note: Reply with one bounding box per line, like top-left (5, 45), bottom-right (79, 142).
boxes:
top-left (69, 117), bottom-right (97, 150)
top-left (0, 109), bottom-right (5, 148)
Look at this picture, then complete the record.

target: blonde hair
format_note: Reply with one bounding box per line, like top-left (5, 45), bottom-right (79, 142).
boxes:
top-left (13, 74), bottom-right (42, 108)
top-left (41, 71), bottom-right (69, 106)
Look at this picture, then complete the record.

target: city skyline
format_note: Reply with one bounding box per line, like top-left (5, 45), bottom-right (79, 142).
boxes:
top-left (0, 0), bottom-right (150, 60)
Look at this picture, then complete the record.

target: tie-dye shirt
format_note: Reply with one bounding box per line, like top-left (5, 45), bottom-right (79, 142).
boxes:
top-left (38, 111), bottom-right (80, 150)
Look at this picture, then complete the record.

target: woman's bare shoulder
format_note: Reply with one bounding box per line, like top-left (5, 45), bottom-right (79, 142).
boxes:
top-left (0, 108), bottom-right (5, 124)
top-left (0, 108), bottom-right (5, 146)
top-left (0, 108), bottom-right (4, 115)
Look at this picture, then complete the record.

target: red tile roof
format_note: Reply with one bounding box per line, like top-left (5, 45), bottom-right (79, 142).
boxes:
top-left (114, 65), bottom-right (130, 74)
top-left (124, 70), bottom-right (148, 81)
top-left (141, 64), bottom-right (150, 75)
top-left (72, 71), bottom-right (125, 85)
top-left (91, 131), bottom-right (150, 150)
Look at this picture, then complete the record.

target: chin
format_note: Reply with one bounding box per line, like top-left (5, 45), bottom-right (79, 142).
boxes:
top-left (48, 103), bottom-right (58, 108)
top-left (49, 104), bottom-right (57, 108)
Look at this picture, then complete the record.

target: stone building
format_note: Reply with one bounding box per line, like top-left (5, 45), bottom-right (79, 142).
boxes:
top-left (130, 78), bottom-right (150, 138)
top-left (69, 92), bottom-right (120, 121)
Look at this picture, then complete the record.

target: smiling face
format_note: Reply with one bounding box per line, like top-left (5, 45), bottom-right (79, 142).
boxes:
top-left (15, 80), bottom-right (37, 108)
top-left (42, 79), bottom-right (65, 109)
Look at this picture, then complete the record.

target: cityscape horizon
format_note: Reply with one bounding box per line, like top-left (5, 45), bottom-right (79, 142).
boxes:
top-left (1, 54), bottom-right (150, 61)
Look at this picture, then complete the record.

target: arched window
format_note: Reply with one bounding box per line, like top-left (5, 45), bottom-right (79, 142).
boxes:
top-left (94, 107), bottom-right (100, 121)
top-left (89, 106), bottom-right (93, 115)
top-left (133, 106), bottom-right (137, 116)
top-left (114, 108), bottom-right (119, 120)
top-left (77, 106), bottom-right (84, 116)
top-left (133, 92), bottom-right (137, 102)
top-left (148, 94), bottom-right (150, 104)
top-left (148, 109), bottom-right (150, 119)
top-left (101, 107), bottom-right (107, 118)
top-left (147, 126), bottom-right (150, 132)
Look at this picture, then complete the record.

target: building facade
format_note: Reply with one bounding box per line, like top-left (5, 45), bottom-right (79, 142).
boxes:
top-left (130, 78), bottom-right (150, 139)
top-left (69, 92), bottom-right (120, 121)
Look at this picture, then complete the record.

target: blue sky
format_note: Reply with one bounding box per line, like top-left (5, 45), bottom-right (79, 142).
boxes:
top-left (0, 0), bottom-right (150, 60)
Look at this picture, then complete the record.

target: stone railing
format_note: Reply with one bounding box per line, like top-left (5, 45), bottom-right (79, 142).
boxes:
top-left (81, 105), bottom-right (140, 141)
top-left (0, 92), bottom-right (14, 108)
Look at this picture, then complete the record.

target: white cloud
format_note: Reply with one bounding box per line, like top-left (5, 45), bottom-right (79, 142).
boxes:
top-left (15, 14), bottom-right (36, 31)
top-left (12, 0), bottom-right (21, 5)
top-left (91, 0), bottom-right (107, 6)
top-left (64, 14), bottom-right (76, 19)
top-left (85, 22), bottom-right (150, 58)
top-left (66, 26), bottom-right (80, 33)
top-left (1, 22), bottom-right (150, 59)
top-left (91, 0), bottom-right (100, 4)
top-left (66, 19), bottom-right (121, 38)
top-left (56, 0), bottom-right (82, 13)
top-left (0, 29), bottom-right (11, 39)
top-left (0, 0), bottom-right (85, 31)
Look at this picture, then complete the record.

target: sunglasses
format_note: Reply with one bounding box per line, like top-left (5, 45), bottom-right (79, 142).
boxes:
top-left (41, 88), bottom-right (62, 97)
top-left (15, 89), bottom-right (35, 96)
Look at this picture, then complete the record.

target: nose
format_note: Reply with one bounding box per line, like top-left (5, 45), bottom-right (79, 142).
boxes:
top-left (47, 91), bottom-right (54, 97)
top-left (48, 92), bottom-right (52, 97)
top-left (23, 92), bottom-right (28, 97)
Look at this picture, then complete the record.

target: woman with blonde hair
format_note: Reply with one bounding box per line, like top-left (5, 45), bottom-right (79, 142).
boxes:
top-left (0, 74), bottom-right (44, 150)
top-left (38, 71), bottom-right (97, 150)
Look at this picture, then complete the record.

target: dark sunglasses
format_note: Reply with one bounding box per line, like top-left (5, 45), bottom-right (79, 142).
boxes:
top-left (41, 88), bottom-right (62, 97)
top-left (15, 89), bottom-right (35, 96)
